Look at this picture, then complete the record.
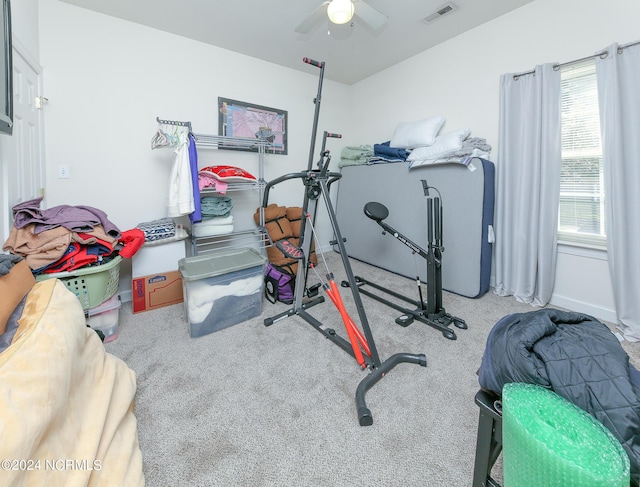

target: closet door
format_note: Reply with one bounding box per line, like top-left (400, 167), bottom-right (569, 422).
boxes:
top-left (0, 40), bottom-right (44, 242)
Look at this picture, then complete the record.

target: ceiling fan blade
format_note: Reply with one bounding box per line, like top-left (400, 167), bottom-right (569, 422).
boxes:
top-left (295, 2), bottom-right (330, 34)
top-left (355, 0), bottom-right (388, 30)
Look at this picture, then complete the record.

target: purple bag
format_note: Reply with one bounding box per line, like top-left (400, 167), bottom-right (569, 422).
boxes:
top-left (264, 263), bottom-right (295, 304)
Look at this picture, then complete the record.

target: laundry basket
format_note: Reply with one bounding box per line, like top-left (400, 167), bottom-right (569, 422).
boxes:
top-left (35, 256), bottom-right (122, 311)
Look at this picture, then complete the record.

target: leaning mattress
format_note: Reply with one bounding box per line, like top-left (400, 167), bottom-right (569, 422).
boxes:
top-left (335, 158), bottom-right (495, 298)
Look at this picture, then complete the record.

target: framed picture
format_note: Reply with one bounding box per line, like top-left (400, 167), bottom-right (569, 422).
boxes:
top-left (218, 97), bottom-right (288, 154)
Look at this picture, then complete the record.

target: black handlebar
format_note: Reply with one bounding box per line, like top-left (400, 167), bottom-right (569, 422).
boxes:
top-left (303, 57), bottom-right (324, 68)
top-left (262, 170), bottom-right (342, 208)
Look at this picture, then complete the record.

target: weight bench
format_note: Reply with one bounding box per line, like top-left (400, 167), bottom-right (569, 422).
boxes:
top-left (472, 390), bottom-right (503, 487)
top-left (346, 196), bottom-right (466, 340)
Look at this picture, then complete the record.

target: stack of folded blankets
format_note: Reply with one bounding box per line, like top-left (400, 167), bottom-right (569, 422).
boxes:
top-left (337, 145), bottom-right (374, 167)
top-left (192, 196), bottom-right (234, 237)
top-left (337, 116), bottom-right (492, 168)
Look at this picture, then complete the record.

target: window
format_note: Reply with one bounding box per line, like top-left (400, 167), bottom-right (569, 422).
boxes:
top-left (558, 60), bottom-right (606, 248)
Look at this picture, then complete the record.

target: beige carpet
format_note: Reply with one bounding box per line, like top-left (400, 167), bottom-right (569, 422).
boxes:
top-left (105, 252), bottom-right (640, 487)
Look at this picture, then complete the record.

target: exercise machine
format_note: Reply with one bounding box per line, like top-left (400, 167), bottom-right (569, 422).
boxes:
top-left (344, 181), bottom-right (467, 340)
top-left (261, 57), bottom-right (427, 426)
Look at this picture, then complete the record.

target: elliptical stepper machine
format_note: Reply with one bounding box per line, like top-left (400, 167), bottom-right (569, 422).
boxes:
top-left (343, 180), bottom-right (467, 340)
top-left (261, 57), bottom-right (427, 426)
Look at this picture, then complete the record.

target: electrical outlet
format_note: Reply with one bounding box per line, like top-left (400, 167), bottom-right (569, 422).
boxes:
top-left (57, 165), bottom-right (70, 179)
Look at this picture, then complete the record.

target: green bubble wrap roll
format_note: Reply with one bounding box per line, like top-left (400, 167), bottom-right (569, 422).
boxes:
top-left (502, 383), bottom-right (630, 487)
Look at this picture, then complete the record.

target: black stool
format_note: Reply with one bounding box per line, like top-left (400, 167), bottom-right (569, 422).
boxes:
top-left (472, 390), bottom-right (503, 487)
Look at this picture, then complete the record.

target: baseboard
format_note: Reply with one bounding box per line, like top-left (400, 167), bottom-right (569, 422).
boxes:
top-left (119, 289), bottom-right (132, 304)
top-left (549, 294), bottom-right (617, 324)
top-left (319, 244), bottom-right (335, 254)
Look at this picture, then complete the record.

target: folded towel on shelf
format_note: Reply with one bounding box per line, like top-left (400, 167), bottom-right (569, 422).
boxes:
top-left (201, 196), bottom-right (233, 218)
top-left (198, 215), bottom-right (234, 226)
top-left (192, 223), bottom-right (234, 238)
top-left (192, 215), bottom-right (235, 238)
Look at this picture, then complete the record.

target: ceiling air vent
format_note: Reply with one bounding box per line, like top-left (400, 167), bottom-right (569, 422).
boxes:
top-left (422, 2), bottom-right (459, 23)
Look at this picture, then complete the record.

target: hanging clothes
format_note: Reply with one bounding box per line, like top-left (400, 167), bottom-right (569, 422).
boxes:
top-left (167, 129), bottom-right (194, 218)
top-left (188, 133), bottom-right (202, 224)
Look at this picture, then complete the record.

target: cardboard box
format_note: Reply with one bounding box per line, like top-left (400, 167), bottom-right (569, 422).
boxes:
top-left (132, 270), bottom-right (183, 314)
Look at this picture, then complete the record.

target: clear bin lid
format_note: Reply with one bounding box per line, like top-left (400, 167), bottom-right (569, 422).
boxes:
top-left (87, 294), bottom-right (121, 316)
top-left (179, 248), bottom-right (267, 281)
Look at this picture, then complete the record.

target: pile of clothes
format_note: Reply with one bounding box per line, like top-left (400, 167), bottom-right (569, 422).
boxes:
top-left (2, 197), bottom-right (144, 275)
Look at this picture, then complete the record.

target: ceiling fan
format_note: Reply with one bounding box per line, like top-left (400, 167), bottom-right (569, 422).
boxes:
top-left (295, 0), bottom-right (388, 35)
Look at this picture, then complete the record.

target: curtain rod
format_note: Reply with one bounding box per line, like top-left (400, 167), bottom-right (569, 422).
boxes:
top-left (513, 39), bottom-right (640, 80)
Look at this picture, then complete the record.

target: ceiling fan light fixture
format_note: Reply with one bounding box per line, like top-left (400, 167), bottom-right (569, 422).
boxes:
top-left (327, 0), bottom-right (354, 25)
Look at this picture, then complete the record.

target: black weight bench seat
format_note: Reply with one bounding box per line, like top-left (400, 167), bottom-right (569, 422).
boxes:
top-left (473, 390), bottom-right (503, 487)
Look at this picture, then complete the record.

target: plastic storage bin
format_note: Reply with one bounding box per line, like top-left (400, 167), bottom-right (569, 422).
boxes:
top-left (87, 294), bottom-right (122, 343)
top-left (179, 248), bottom-right (267, 338)
top-left (35, 256), bottom-right (122, 311)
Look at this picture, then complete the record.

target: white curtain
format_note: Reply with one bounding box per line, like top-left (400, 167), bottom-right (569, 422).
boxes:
top-left (596, 42), bottom-right (640, 340)
top-left (494, 64), bottom-right (562, 306)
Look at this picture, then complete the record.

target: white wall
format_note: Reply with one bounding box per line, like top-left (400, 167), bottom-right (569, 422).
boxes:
top-left (38, 0), bottom-right (352, 294)
top-left (349, 0), bottom-right (640, 323)
top-left (33, 0), bottom-right (640, 323)
top-left (10, 0), bottom-right (39, 59)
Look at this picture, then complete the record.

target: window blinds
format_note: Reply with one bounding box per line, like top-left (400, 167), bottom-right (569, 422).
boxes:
top-left (559, 60), bottom-right (606, 248)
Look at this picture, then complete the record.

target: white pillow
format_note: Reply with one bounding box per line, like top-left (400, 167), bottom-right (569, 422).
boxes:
top-left (407, 129), bottom-right (471, 162)
top-left (389, 116), bottom-right (445, 149)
